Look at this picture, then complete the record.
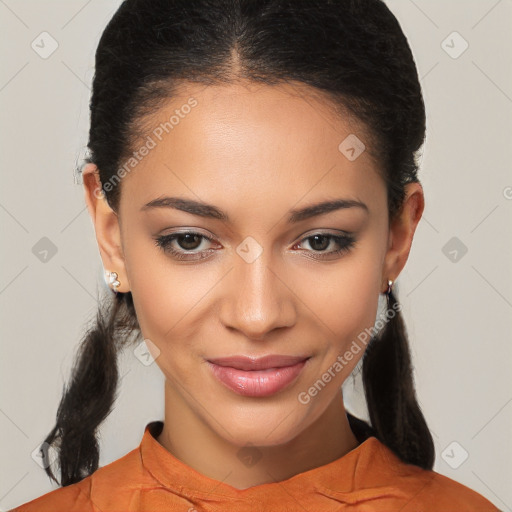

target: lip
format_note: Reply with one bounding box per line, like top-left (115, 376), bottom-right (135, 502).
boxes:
top-left (206, 355), bottom-right (310, 397)
top-left (208, 354), bottom-right (309, 370)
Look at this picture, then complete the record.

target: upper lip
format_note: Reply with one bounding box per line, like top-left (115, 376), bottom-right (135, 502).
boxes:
top-left (207, 355), bottom-right (310, 371)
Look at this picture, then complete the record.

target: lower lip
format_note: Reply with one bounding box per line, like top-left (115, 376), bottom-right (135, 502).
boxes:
top-left (207, 359), bottom-right (309, 397)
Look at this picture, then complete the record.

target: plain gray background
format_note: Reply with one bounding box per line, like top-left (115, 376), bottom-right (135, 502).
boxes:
top-left (1, 0), bottom-right (511, 509)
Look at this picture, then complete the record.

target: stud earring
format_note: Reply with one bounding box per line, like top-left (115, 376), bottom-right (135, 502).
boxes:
top-left (105, 270), bottom-right (120, 293)
top-left (385, 279), bottom-right (393, 307)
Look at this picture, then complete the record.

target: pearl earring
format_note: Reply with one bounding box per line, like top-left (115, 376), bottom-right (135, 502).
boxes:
top-left (105, 270), bottom-right (120, 293)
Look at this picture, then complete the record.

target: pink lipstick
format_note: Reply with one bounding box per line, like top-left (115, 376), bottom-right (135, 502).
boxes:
top-left (206, 355), bottom-right (309, 397)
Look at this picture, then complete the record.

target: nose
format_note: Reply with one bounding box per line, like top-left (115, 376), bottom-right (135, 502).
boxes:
top-left (219, 251), bottom-right (296, 340)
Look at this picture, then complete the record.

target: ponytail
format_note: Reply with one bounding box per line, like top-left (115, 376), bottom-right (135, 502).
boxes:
top-left (41, 291), bottom-right (139, 486)
top-left (361, 287), bottom-right (435, 470)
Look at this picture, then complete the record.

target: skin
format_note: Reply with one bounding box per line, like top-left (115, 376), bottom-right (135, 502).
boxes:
top-left (82, 80), bottom-right (424, 490)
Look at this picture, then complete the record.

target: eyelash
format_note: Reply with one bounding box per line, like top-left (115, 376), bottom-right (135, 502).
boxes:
top-left (153, 231), bottom-right (356, 262)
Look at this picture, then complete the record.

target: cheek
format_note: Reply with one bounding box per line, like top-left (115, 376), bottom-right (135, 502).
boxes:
top-left (124, 245), bottom-right (235, 392)
top-left (123, 237), bottom-right (211, 345)
top-left (292, 238), bottom-right (384, 387)
top-left (129, 271), bottom-right (212, 347)
top-left (127, 266), bottom-right (208, 387)
top-left (296, 253), bottom-right (382, 339)
top-left (332, 263), bottom-right (380, 338)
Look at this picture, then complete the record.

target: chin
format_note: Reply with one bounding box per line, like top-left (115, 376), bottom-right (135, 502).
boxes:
top-left (206, 401), bottom-right (311, 447)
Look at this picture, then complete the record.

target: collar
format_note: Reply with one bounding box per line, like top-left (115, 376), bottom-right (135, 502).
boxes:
top-left (138, 420), bottom-right (409, 505)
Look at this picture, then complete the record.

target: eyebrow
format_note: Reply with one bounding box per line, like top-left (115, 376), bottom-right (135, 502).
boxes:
top-left (141, 196), bottom-right (369, 223)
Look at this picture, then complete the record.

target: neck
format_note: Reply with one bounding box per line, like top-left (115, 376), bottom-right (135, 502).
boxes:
top-left (156, 380), bottom-right (360, 490)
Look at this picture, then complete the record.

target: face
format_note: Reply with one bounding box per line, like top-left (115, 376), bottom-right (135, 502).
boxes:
top-left (84, 80), bottom-right (423, 447)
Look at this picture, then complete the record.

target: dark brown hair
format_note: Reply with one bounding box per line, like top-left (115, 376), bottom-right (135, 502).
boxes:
top-left (42, 0), bottom-right (434, 486)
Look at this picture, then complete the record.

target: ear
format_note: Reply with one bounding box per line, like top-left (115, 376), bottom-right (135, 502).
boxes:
top-left (381, 182), bottom-right (425, 293)
top-left (82, 163), bottom-right (131, 292)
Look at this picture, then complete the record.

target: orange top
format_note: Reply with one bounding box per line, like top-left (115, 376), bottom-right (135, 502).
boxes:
top-left (12, 421), bottom-right (500, 512)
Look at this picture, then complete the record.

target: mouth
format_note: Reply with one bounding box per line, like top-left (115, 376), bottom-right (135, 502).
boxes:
top-left (206, 355), bottom-right (311, 397)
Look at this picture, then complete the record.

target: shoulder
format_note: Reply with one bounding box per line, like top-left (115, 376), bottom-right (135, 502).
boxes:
top-left (10, 444), bottom-right (150, 512)
top-left (365, 438), bottom-right (500, 511)
top-left (9, 478), bottom-right (93, 512)
top-left (401, 470), bottom-right (502, 511)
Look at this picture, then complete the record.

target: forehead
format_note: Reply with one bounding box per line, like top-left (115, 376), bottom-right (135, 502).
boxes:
top-left (119, 80), bottom-right (385, 220)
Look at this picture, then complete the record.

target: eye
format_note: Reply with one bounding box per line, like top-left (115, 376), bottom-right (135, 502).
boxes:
top-left (153, 230), bottom-right (356, 262)
top-left (153, 231), bottom-right (216, 261)
top-left (294, 233), bottom-right (356, 260)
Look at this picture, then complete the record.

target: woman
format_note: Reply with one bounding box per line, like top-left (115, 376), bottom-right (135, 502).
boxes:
top-left (11, 0), bottom-right (500, 510)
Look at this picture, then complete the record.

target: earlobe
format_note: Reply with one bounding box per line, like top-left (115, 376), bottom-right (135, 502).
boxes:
top-left (82, 163), bottom-right (130, 292)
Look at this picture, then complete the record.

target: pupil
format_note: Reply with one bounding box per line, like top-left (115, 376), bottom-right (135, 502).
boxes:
top-left (179, 234), bottom-right (200, 250)
top-left (311, 235), bottom-right (329, 251)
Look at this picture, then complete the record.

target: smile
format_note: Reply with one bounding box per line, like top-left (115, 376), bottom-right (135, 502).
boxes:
top-left (206, 356), bottom-right (310, 397)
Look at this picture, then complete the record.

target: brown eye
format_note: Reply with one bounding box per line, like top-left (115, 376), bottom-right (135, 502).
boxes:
top-left (296, 233), bottom-right (356, 260)
top-left (153, 231), bottom-right (216, 261)
top-left (175, 233), bottom-right (202, 251)
top-left (308, 234), bottom-right (330, 251)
